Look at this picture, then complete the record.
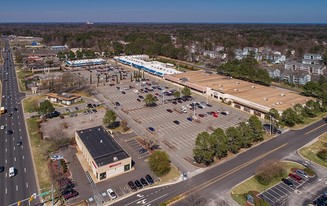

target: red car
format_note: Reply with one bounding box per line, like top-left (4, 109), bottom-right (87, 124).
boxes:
top-left (288, 173), bottom-right (302, 183)
top-left (63, 191), bottom-right (79, 200)
top-left (166, 109), bottom-right (173, 113)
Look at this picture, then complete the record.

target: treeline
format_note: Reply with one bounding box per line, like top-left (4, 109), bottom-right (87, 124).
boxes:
top-left (1, 23), bottom-right (327, 61)
top-left (193, 115), bottom-right (263, 165)
top-left (217, 56), bottom-right (272, 86)
top-left (302, 76), bottom-right (327, 105)
top-left (57, 49), bottom-right (97, 60)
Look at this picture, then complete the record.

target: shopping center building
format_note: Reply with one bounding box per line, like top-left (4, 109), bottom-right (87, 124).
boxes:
top-left (75, 126), bottom-right (132, 181)
top-left (165, 70), bottom-right (314, 118)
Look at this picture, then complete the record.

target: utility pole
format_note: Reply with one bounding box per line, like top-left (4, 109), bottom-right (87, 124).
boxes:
top-left (51, 184), bottom-right (54, 206)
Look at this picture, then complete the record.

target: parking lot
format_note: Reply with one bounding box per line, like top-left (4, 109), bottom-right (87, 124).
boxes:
top-left (75, 65), bottom-right (250, 172)
top-left (259, 176), bottom-right (309, 206)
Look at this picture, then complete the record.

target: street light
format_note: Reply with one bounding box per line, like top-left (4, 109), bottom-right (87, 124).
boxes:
top-left (162, 90), bottom-right (165, 105)
top-left (193, 101), bottom-right (196, 117)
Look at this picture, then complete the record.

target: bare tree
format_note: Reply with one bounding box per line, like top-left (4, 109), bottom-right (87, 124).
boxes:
top-left (186, 192), bottom-right (207, 206)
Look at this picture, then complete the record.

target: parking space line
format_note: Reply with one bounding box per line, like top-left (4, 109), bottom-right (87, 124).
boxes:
top-left (274, 184), bottom-right (290, 195)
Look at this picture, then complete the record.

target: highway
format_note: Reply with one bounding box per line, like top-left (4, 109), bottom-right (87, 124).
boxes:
top-left (112, 118), bottom-right (327, 206)
top-left (0, 39), bottom-right (39, 206)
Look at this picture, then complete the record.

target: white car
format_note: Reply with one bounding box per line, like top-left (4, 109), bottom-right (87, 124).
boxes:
top-left (107, 188), bottom-right (117, 199)
top-left (50, 155), bottom-right (64, 161)
top-left (0, 125), bottom-right (5, 130)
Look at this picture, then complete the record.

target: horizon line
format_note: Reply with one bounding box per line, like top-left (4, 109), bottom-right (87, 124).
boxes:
top-left (0, 21), bottom-right (327, 25)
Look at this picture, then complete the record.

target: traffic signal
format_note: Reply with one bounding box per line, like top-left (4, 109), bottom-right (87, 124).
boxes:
top-left (29, 193), bottom-right (37, 202)
top-left (17, 201), bottom-right (21, 206)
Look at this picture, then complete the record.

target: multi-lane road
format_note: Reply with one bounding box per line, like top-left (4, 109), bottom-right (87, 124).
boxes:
top-left (113, 118), bottom-right (327, 206)
top-left (0, 39), bottom-right (38, 206)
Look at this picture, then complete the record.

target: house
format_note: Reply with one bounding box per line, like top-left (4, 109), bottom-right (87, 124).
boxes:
top-left (302, 53), bottom-right (323, 65)
top-left (203, 50), bottom-right (220, 59)
top-left (45, 92), bottom-right (81, 105)
top-left (285, 61), bottom-right (325, 75)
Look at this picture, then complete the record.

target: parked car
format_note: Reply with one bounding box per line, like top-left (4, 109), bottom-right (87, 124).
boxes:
top-left (0, 125), bottom-right (5, 130)
top-left (221, 111), bottom-right (230, 115)
top-left (173, 120), bottom-right (180, 125)
top-left (0, 166), bottom-right (4, 173)
top-left (289, 173), bottom-right (302, 183)
top-left (50, 155), bottom-right (64, 161)
top-left (139, 148), bottom-right (147, 154)
top-left (282, 178), bottom-right (294, 187)
top-left (106, 188), bottom-right (117, 199)
top-left (115, 102), bottom-right (120, 106)
top-left (187, 117), bottom-right (193, 121)
top-left (137, 98), bottom-right (141, 102)
top-left (148, 127), bottom-right (155, 132)
top-left (296, 169), bottom-right (308, 178)
top-left (134, 180), bottom-right (143, 189)
top-left (75, 107), bottom-right (79, 111)
top-left (128, 181), bottom-right (137, 191)
top-left (140, 178), bottom-right (148, 187)
top-left (63, 191), bottom-right (79, 200)
top-left (166, 109), bottom-right (173, 113)
top-left (146, 174), bottom-right (154, 185)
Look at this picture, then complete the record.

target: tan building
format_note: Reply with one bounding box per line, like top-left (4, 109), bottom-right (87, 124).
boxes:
top-left (45, 92), bottom-right (81, 105)
top-left (165, 70), bottom-right (314, 118)
top-left (75, 126), bottom-right (132, 181)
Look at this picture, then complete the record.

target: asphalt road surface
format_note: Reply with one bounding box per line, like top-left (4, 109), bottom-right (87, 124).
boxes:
top-left (0, 39), bottom-right (39, 206)
top-left (112, 118), bottom-right (327, 206)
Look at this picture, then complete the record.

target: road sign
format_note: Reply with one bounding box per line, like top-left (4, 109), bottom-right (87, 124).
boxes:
top-left (39, 191), bottom-right (52, 197)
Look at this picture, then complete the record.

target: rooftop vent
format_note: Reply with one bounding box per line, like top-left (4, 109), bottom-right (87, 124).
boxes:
top-left (280, 93), bottom-right (285, 97)
top-left (113, 157), bottom-right (118, 162)
top-left (100, 140), bottom-right (103, 143)
top-left (236, 82), bottom-right (240, 84)
top-left (251, 85), bottom-right (256, 89)
top-left (264, 97), bottom-right (268, 101)
top-left (234, 89), bottom-right (239, 92)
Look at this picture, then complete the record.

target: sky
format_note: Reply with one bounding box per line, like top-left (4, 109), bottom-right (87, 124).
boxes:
top-left (0, 0), bottom-right (326, 23)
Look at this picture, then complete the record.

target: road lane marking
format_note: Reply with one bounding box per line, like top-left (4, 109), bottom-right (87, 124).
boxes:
top-left (305, 124), bottom-right (326, 135)
top-left (14, 157), bottom-right (16, 161)
top-left (24, 168), bottom-right (26, 173)
top-left (173, 143), bottom-right (288, 203)
top-left (16, 185), bottom-right (18, 191)
top-left (23, 155), bottom-right (25, 159)
top-left (5, 148), bottom-right (7, 152)
top-left (140, 194), bottom-right (168, 206)
top-left (5, 159), bottom-right (7, 164)
top-left (5, 188), bottom-right (7, 194)
top-left (13, 147), bottom-right (15, 151)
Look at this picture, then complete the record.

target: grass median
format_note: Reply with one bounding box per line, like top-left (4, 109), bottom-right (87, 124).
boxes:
top-left (22, 95), bottom-right (45, 113)
top-left (299, 133), bottom-right (327, 168)
top-left (231, 161), bottom-right (305, 206)
top-left (26, 117), bottom-right (52, 190)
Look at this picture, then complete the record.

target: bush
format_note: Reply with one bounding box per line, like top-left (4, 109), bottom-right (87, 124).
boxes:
top-left (304, 167), bottom-right (315, 176)
top-left (317, 149), bottom-right (327, 161)
top-left (255, 160), bottom-right (286, 185)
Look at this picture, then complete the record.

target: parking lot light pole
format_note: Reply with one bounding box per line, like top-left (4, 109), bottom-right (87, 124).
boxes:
top-left (193, 101), bottom-right (196, 117)
top-left (162, 90), bottom-right (165, 105)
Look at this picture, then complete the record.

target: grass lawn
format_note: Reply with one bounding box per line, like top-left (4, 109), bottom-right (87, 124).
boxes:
top-left (299, 133), bottom-right (327, 168)
top-left (158, 164), bottom-right (180, 184)
top-left (26, 117), bottom-right (52, 190)
top-left (231, 161), bottom-right (305, 206)
top-left (22, 95), bottom-right (45, 113)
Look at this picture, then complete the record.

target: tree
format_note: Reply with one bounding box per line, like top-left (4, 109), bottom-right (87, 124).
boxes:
top-left (148, 151), bottom-right (171, 176)
top-left (210, 128), bottom-right (228, 159)
top-left (281, 108), bottom-right (302, 127)
top-left (38, 100), bottom-right (55, 115)
top-left (144, 94), bottom-right (158, 107)
top-left (173, 91), bottom-right (181, 98)
top-left (193, 132), bottom-right (214, 165)
top-left (225, 127), bottom-right (242, 153)
top-left (266, 108), bottom-right (280, 121)
top-left (103, 110), bottom-right (117, 128)
top-left (181, 87), bottom-right (191, 97)
top-left (248, 115), bottom-right (264, 142)
top-left (238, 122), bottom-right (254, 148)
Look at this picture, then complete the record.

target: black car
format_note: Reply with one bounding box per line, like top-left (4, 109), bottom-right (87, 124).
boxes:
top-left (282, 178), bottom-right (294, 187)
top-left (0, 166), bottom-right (4, 173)
top-left (146, 174), bottom-right (154, 185)
top-left (92, 109), bottom-right (97, 113)
top-left (138, 95), bottom-right (144, 99)
top-left (140, 178), bottom-right (148, 186)
top-left (115, 102), bottom-right (120, 106)
top-left (75, 107), bottom-right (79, 111)
top-left (139, 148), bottom-right (147, 154)
top-left (16, 141), bottom-right (22, 146)
top-left (173, 120), bottom-right (180, 125)
top-left (6, 130), bottom-right (13, 135)
top-left (134, 180), bottom-right (143, 189)
top-left (7, 113), bottom-right (12, 117)
top-left (13, 107), bottom-right (18, 111)
top-left (128, 181), bottom-right (137, 191)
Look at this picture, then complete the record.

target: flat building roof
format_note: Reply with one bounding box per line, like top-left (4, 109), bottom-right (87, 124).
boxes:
top-left (168, 71), bottom-right (313, 111)
top-left (76, 126), bottom-right (130, 167)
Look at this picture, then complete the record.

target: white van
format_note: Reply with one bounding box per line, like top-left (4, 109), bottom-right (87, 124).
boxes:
top-left (9, 167), bottom-right (15, 177)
